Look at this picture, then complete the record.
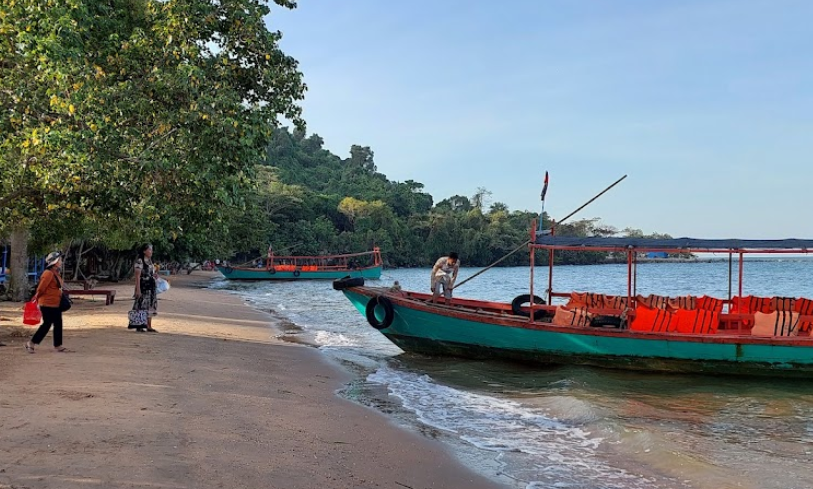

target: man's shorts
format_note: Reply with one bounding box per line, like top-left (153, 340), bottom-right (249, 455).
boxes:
top-left (433, 275), bottom-right (453, 299)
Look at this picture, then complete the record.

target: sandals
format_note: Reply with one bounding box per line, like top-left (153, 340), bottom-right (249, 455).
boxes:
top-left (145, 327), bottom-right (158, 333)
top-left (26, 342), bottom-right (69, 353)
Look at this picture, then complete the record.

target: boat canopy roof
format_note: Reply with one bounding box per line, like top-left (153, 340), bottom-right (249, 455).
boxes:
top-left (270, 249), bottom-right (379, 260)
top-left (533, 236), bottom-right (813, 252)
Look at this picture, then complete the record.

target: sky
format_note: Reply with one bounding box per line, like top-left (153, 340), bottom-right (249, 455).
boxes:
top-left (267, 0), bottom-right (812, 239)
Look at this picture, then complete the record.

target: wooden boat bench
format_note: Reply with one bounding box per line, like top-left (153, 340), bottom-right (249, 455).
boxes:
top-left (65, 289), bottom-right (117, 305)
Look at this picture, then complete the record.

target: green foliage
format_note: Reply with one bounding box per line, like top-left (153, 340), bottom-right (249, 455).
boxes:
top-left (0, 0), bottom-right (305, 296)
top-left (0, 0), bottom-right (305, 253)
top-left (227, 127), bottom-right (653, 268)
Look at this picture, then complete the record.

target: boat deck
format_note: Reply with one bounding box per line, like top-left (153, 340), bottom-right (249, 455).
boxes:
top-left (365, 287), bottom-right (813, 340)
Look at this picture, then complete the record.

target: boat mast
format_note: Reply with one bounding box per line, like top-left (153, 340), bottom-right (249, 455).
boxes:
top-left (531, 172), bottom-right (550, 313)
top-left (532, 174), bottom-right (628, 308)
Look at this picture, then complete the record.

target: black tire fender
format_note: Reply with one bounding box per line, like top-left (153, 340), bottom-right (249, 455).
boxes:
top-left (223, 266), bottom-right (233, 275)
top-left (511, 294), bottom-right (547, 320)
top-left (365, 296), bottom-right (394, 330)
top-left (293, 270), bottom-right (301, 277)
top-left (267, 267), bottom-right (276, 275)
top-left (590, 315), bottom-right (623, 328)
top-left (332, 276), bottom-right (365, 290)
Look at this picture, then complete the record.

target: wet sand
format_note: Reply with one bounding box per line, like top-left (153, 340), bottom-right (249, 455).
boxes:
top-left (0, 273), bottom-right (498, 489)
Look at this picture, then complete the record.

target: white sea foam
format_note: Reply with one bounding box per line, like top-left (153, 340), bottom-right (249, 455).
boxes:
top-left (368, 366), bottom-right (658, 489)
top-left (320, 348), bottom-right (383, 369)
top-left (313, 330), bottom-right (356, 347)
top-left (219, 278), bottom-right (661, 487)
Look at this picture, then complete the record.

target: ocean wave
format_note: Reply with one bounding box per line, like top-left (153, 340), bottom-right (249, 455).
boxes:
top-left (368, 366), bottom-right (661, 489)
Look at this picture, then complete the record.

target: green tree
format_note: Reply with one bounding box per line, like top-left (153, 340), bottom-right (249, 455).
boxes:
top-left (435, 195), bottom-right (472, 213)
top-left (0, 0), bottom-right (305, 299)
top-left (471, 187), bottom-right (492, 213)
top-left (337, 197), bottom-right (389, 232)
top-left (347, 145), bottom-right (376, 173)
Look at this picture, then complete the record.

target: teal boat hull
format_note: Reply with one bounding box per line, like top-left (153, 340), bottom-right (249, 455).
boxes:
top-left (343, 288), bottom-right (813, 378)
top-left (217, 265), bottom-right (381, 280)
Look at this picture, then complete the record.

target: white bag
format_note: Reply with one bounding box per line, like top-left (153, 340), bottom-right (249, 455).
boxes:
top-left (156, 277), bottom-right (170, 294)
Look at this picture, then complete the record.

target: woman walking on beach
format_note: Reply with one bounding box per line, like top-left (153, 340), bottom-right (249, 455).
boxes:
top-left (25, 252), bottom-right (68, 353)
top-left (130, 244), bottom-right (159, 333)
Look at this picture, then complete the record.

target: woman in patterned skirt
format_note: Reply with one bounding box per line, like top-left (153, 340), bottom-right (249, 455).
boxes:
top-left (130, 243), bottom-right (158, 332)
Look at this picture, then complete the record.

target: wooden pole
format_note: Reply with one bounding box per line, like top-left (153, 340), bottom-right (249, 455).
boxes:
top-left (453, 239), bottom-right (531, 290)
top-left (453, 175), bottom-right (628, 292)
top-left (529, 235), bottom-right (536, 321)
top-left (555, 175), bottom-right (627, 226)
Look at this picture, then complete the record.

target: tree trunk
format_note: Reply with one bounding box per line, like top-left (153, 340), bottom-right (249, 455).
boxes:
top-left (9, 225), bottom-right (31, 302)
top-left (111, 255), bottom-right (121, 281)
top-left (73, 240), bottom-right (85, 281)
top-left (111, 254), bottom-right (128, 281)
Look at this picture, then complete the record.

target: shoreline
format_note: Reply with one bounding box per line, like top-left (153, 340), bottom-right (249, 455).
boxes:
top-left (0, 272), bottom-right (499, 489)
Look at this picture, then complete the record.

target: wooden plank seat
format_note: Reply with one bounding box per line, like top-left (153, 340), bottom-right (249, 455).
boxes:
top-left (717, 313), bottom-right (753, 333)
top-left (65, 289), bottom-right (116, 305)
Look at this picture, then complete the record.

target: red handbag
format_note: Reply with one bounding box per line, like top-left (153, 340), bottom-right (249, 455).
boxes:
top-left (23, 299), bottom-right (42, 326)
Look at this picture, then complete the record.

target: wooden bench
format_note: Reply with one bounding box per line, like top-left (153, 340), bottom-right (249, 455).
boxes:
top-left (65, 289), bottom-right (117, 305)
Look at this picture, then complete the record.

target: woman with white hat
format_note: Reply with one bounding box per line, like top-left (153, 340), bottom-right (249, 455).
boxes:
top-left (25, 251), bottom-right (68, 353)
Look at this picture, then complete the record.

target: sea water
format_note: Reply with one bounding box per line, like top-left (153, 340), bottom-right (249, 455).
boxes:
top-left (211, 259), bottom-right (813, 489)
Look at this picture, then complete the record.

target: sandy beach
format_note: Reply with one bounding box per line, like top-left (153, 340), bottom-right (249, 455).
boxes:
top-left (0, 273), bottom-right (498, 489)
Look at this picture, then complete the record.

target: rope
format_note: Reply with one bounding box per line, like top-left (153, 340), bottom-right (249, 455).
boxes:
top-left (453, 239), bottom-right (530, 290)
top-left (453, 174), bottom-right (627, 291)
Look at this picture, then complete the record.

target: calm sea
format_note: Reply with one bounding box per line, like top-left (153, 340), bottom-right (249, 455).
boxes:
top-left (212, 259), bottom-right (813, 489)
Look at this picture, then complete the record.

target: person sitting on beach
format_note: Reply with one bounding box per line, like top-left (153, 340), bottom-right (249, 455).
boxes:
top-left (431, 252), bottom-right (459, 304)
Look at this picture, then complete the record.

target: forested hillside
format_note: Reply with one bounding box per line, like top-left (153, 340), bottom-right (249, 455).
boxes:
top-left (230, 127), bottom-right (666, 267)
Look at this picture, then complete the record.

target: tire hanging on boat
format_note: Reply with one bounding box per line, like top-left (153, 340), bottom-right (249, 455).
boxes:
top-left (511, 294), bottom-right (548, 320)
top-left (365, 296), bottom-right (394, 330)
top-left (223, 266), bottom-right (233, 275)
top-left (268, 267), bottom-right (276, 275)
top-left (293, 269), bottom-right (301, 277)
top-left (332, 276), bottom-right (365, 290)
top-left (589, 315), bottom-right (623, 328)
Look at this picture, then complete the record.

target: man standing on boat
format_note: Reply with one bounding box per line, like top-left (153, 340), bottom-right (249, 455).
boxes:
top-left (431, 252), bottom-right (460, 304)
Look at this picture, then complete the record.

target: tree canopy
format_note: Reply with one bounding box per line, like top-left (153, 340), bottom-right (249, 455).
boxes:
top-left (0, 0), bottom-right (305, 298)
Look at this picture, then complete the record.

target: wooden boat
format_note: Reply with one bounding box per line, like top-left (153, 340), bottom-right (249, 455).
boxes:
top-left (217, 248), bottom-right (382, 280)
top-left (335, 237), bottom-right (813, 377)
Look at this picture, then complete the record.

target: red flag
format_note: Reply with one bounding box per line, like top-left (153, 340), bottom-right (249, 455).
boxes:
top-left (540, 172), bottom-right (549, 201)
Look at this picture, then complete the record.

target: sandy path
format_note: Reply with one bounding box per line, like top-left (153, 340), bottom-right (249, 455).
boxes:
top-left (0, 273), bottom-right (498, 489)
